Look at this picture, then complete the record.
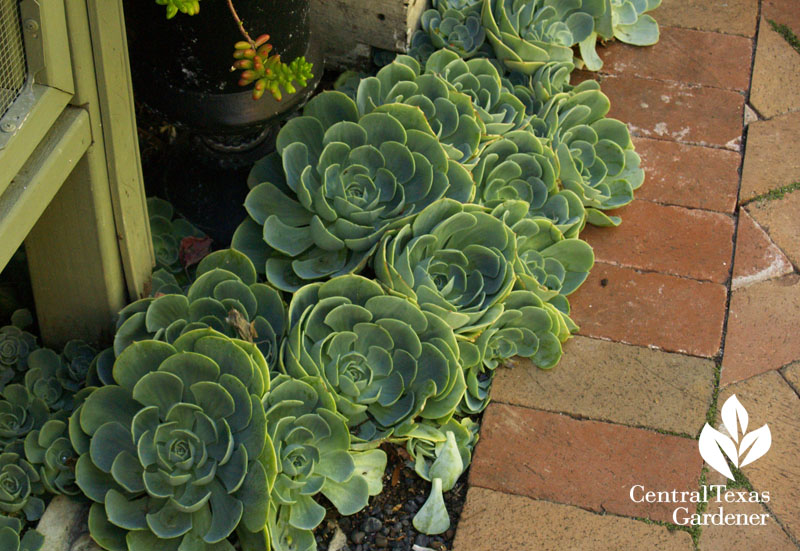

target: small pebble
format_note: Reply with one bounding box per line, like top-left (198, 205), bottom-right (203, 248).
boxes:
top-left (363, 516), bottom-right (382, 533)
top-left (351, 531), bottom-right (365, 545)
top-left (375, 535), bottom-right (388, 548)
top-left (415, 534), bottom-right (430, 547)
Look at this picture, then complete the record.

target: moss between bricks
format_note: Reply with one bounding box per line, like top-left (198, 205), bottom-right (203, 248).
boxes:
top-left (768, 19), bottom-right (800, 55)
top-left (746, 181), bottom-right (800, 203)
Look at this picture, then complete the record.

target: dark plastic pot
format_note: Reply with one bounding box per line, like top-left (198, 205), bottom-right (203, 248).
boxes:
top-left (124, 0), bottom-right (321, 133)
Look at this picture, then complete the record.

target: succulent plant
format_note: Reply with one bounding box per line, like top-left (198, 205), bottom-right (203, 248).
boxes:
top-left (0, 385), bottom-right (49, 449)
top-left (404, 417), bottom-right (478, 484)
top-left (71, 330), bottom-right (273, 551)
top-left (0, 517), bottom-right (44, 551)
top-left (0, 453), bottom-right (44, 522)
top-left (232, 34), bottom-right (314, 101)
top-left (579, 0), bottom-right (661, 70)
top-left (482, 0), bottom-right (604, 74)
top-left (24, 416), bottom-right (81, 496)
top-left (156, 0), bottom-right (199, 18)
top-left (0, 311), bottom-right (38, 390)
top-left (57, 340), bottom-right (96, 393)
top-left (147, 197), bottom-right (210, 276)
top-left (150, 269), bottom-right (184, 296)
top-left (233, 91), bottom-right (474, 291)
top-left (263, 374), bottom-right (386, 551)
top-left (114, 250), bottom-right (287, 372)
top-left (424, 49), bottom-right (529, 137)
top-left (509, 80), bottom-right (644, 225)
top-left (374, 199), bottom-right (517, 335)
top-left (24, 349), bottom-right (74, 412)
top-left (416, 0), bottom-right (487, 60)
top-left (282, 275), bottom-right (466, 441)
top-left (471, 130), bottom-right (586, 238)
top-left (342, 55), bottom-right (484, 167)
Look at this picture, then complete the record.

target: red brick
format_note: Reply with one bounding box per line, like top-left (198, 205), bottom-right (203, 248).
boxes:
top-left (569, 263), bottom-right (727, 357)
top-left (600, 74), bottom-right (744, 150)
top-left (469, 404), bottom-right (704, 523)
top-left (453, 488), bottom-right (695, 551)
top-left (654, 0), bottom-right (759, 37)
top-left (721, 274), bottom-right (800, 385)
top-left (598, 26), bottom-right (753, 91)
top-left (749, 23), bottom-right (800, 120)
top-left (582, 201), bottom-right (734, 283)
top-left (740, 112), bottom-right (800, 202)
top-left (763, 0), bottom-right (800, 39)
top-left (634, 137), bottom-right (740, 213)
top-left (731, 209), bottom-right (793, 290)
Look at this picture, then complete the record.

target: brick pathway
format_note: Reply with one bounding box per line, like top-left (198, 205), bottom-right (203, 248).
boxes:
top-left (453, 1), bottom-right (800, 549)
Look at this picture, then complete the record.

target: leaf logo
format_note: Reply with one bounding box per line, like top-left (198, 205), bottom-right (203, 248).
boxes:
top-left (699, 395), bottom-right (772, 480)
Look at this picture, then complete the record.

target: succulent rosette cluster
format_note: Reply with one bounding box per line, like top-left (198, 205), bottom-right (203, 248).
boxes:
top-left (411, 0), bottom-right (487, 63)
top-left (282, 275), bottom-right (465, 441)
top-left (233, 91), bottom-right (474, 291)
top-left (0, 516), bottom-right (44, 551)
top-left (71, 329), bottom-right (273, 551)
top-left (0, 311), bottom-right (38, 391)
top-left (147, 197), bottom-right (209, 275)
top-left (114, 250), bottom-right (287, 371)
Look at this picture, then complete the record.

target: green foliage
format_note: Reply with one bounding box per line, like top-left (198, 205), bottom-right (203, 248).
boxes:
top-left (233, 35), bottom-right (315, 101)
top-left (768, 19), bottom-right (800, 54)
top-left (262, 374), bottom-right (386, 550)
top-left (114, 250), bottom-right (287, 371)
top-left (72, 330), bottom-right (273, 551)
top-left (0, 312), bottom-right (38, 391)
top-left (412, 0), bottom-right (487, 62)
top-left (233, 90), bottom-right (474, 291)
top-left (156, 0), bottom-right (200, 19)
top-left (0, 453), bottom-right (44, 522)
top-left (282, 275), bottom-right (466, 441)
top-left (147, 197), bottom-right (210, 277)
top-left (0, 516), bottom-right (44, 551)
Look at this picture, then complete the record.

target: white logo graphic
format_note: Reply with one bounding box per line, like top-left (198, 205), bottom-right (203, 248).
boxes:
top-left (699, 395), bottom-right (772, 480)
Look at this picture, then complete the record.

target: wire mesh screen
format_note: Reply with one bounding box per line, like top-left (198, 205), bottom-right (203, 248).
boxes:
top-left (0, 0), bottom-right (26, 119)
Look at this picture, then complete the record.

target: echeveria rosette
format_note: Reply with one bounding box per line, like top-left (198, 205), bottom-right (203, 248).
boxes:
top-left (374, 199), bottom-right (517, 336)
top-left (0, 312), bottom-right (38, 390)
top-left (114, 250), bottom-right (287, 372)
top-left (71, 330), bottom-right (274, 551)
top-left (262, 374), bottom-right (386, 551)
top-left (0, 385), bottom-right (49, 449)
top-left (23, 349), bottom-right (74, 412)
top-left (424, 49), bottom-right (530, 138)
top-left (147, 197), bottom-right (207, 275)
top-left (580, 0), bottom-right (661, 70)
top-left (351, 55), bottom-right (484, 167)
top-left (482, 0), bottom-right (603, 74)
top-left (0, 453), bottom-right (44, 522)
top-left (417, 0), bottom-right (487, 61)
top-left (24, 415), bottom-right (82, 497)
top-left (58, 340), bottom-right (96, 393)
top-left (0, 516), bottom-right (44, 551)
top-left (233, 91), bottom-right (475, 292)
top-left (403, 417), bottom-right (478, 483)
top-left (471, 130), bottom-right (586, 238)
top-left (282, 275), bottom-right (466, 442)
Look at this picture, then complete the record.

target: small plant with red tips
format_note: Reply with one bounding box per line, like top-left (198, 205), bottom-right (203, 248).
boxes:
top-left (232, 34), bottom-right (314, 100)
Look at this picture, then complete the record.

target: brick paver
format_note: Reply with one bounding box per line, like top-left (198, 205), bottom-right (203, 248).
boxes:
top-left (750, 21), bottom-right (800, 120)
top-left (722, 274), bottom-right (800, 385)
top-left (783, 362), bottom-right (800, 394)
top-left (740, 111), bottom-right (800, 202)
top-left (748, 190), bottom-right (800, 267)
top-left (453, 488), bottom-right (694, 551)
top-left (490, 336), bottom-right (716, 435)
top-left (581, 201), bottom-right (735, 283)
top-left (654, 0), bottom-right (759, 37)
top-left (732, 209), bottom-right (794, 290)
top-left (469, 403), bottom-right (704, 523)
top-left (698, 500), bottom-right (797, 551)
top-left (634, 137), bottom-right (741, 213)
top-left (600, 74), bottom-right (745, 150)
top-left (569, 262), bottom-right (727, 357)
top-left (598, 26), bottom-right (753, 91)
top-left (763, 0), bottom-right (800, 38)
top-left (718, 371), bottom-right (800, 541)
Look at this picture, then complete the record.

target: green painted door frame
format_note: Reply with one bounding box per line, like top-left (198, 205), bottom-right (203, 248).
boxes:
top-left (0, 0), bottom-right (153, 347)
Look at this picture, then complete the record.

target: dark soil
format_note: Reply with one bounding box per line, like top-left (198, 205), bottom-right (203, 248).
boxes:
top-left (313, 445), bottom-right (469, 551)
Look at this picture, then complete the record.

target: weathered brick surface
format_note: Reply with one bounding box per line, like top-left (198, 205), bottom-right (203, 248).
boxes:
top-left (569, 263), bottom-right (727, 357)
top-left (718, 372), bottom-right (800, 541)
top-left (581, 201), bottom-right (734, 283)
top-left (698, 500), bottom-right (797, 551)
top-left (453, 488), bottom-right (694, 551)
top-left (740, 112), bottom-right (800, 202)
top-left (491, 336), bottom-right (716, 435)
top-left (653, 0), bottom-right (759, 37)
top-left (722, 274), bottom-right (800, 385)
top-left (763, 0), bottom-right (800, 38)
top-left (634, 137), bottom-right (740, 213)
top-left (469, 403), bottom-right (704, 523)
top-left (598, 26), bottom-right (753, 91)
top-left (731, 209), bottom-right (794, 290)
top-left (600, 74), bottom-right (744, 150)
top-left (782, 362), bottom-right (800, 394)
top-left (750, 23), bottom-right (800, 120)
top-left (748, 191), bottom-right (800, 267)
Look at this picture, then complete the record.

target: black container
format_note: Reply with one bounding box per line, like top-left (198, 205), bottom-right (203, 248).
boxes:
top-left (124, 0), bottom-right (320, 133)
